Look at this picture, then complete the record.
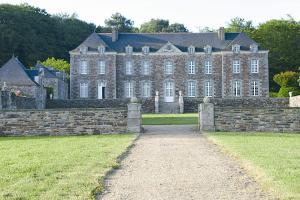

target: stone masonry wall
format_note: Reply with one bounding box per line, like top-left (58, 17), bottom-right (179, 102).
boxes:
top-left (214, 107), bottom-right (300, 132)
top-left (290, 95), bottom-right (300, 107)
top-left (0, 108), bottom-right (127, 136)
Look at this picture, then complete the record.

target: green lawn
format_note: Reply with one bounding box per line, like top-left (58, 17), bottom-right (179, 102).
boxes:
top-left (207, 132), bottom-right (300, 200)
top-left (142, 113), bottom-right (198, 125)
top-left (0, 134), bottom-right (135, 200)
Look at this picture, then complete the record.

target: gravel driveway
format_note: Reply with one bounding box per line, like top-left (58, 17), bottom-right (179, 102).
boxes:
top-left (101, 125), bottom-right (273, 200)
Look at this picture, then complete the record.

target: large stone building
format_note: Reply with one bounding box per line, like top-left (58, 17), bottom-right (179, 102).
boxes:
top-left (70, 28), bottom-right (269, 104)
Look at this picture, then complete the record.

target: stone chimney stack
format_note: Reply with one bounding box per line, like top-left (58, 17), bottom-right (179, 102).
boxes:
top-left (112, 28), bottom-right (118, 42)
top-left (218, 27), bottom-right (225, 41)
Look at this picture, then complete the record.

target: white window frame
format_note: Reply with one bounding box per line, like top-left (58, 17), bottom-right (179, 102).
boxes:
top-left (142, 46), bottom-right (149, 54)
top-left (98, 60), bottom-right (106, 74)
top-left (98, 46), bottom-right (105, 54)
top-left (125, 61), bottom-right (133, 75)
top-left (204, 45), bottom-right (212, 54)
top-left (233, 80), bottom-right (241, 97)
top-left (142, 60), bottom-right (150, 75)
top-left (80, 83), bottom-right (88, 98)
top-left (251, 59), bottom-right (259, 73)
top-left (251, 81), bottom-right (259, 96)
top-left (188, 81), bottom-right (196, 97)
top-left (188, 46), bottom-right (195, 54)
top-left (204, 81), bottom-right (213, 97)
top-left (233, 60), bottom-right (240, 73)
top-left (205, 60), bottom-right (212, 74)
top-left (142, 81), bottom-right (151, 98)
top-left (80, 60), bottom-right (88, 74)
top-left (126, 46), bottom-right (133, 54)
top-left (165, 61), bottom-right (173, 74)
top-left (232, 44), bottom-right (240, 53)
top-left (188, 60), bottom-right (195, 74)
top-left (125, 82), bottom-right (134, 98)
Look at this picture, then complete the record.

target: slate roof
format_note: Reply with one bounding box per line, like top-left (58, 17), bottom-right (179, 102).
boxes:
top-left (26, 63), bottom-right (65, 81)
top-left (0, 57), bottom-right (38, 86)
top-left (72, 31), bottom-right (258, 53)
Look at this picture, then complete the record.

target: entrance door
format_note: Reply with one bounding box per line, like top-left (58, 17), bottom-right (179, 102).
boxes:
top-left (164, 81), bottom-right (174, 102)
top-left (98, 83), bottom-right (106, 99)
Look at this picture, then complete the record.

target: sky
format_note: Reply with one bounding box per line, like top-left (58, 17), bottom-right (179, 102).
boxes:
top-left (1, 0), bottom-right (300, 32)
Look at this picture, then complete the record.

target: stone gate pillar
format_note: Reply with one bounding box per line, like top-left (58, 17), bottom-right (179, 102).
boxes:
top-left (127, 99), bottom-right (142, 133)
top-left (199, 97), bottom-right (215, 132)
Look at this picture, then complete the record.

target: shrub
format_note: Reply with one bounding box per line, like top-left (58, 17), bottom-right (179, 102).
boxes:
top-left (269, 92), bottom-right (278, 97)
top-left (273, 71), bottom-right (299, 87)
top-left (277, 86), bottom-right (300, 97)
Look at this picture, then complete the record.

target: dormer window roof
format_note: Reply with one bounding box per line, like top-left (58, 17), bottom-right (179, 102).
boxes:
top-left (98, 46), bottom-right (105, 54)
top-left (232, 44), bottom-right (240, 53)
top-left (80, 45), bottom-right (87, 54)
top-left (142, 46), bottom-right (149, 54)
top-left (250, 44), bottom-right (258, 53)
top-left (188, 46), bottom-right (195, 54)
top-left (204, 45), bottom-right (212, 54)
top-left (125, 45), bottom-right (133, 54)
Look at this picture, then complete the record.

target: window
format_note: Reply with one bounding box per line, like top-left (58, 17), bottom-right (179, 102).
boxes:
top-left (250, 44), bottom-right (258, 53)
top-left (142, 61), bottom-right (150, 75)
top-left (233, 60), bottom-right (240, 73)
top-left (125, 82), bottom-right (134, 98)
top-left (233, 80), bottom-right (241, 96)
top-left (98, 61), bottom-right (106, 74)
top-left (126, 46), bottom-right (133, 54)
top-left (34, 76), bottom-right (39, 83)
top-left (251, 59), bottom-right (259, 73)
top-left (188, 61), bottom-right (195, 74)
top-left (188, 81), bottom-right (196, 97)
top-left (80, 60), bottom-right (88, 74)
top-left (205, 60), bottom-right (212, 74)
top-left (188, 46), bottom-right (195, 54)
top-left (250, 81), bottom-right (259, 96)
top-left (80, 46), bottom-right (87, 54)
top-left (125, 61), bottom-right (133, 75)
top-left (142, 81), bottom-right (151, 97)
top-left (204, 81), bottom-right (213, 97)
top-left (165, 61), bottom-right (173, 74)
top-left (232, 44), bottom-right (240, 53)
top-left (98, 46), bottom-right (105, 54)
top-left (80, 83), bottom-right (88, 98)
top-left (204, 45), bottom-right (212, 54)
top-left (142, 46), bottom-right (149, 54)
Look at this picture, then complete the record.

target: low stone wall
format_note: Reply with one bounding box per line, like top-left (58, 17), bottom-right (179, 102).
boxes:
top-left (214, 107), bottom-right (300, 132)
top-left (1, 90), bottom-right (42, 110)
top-left (290, 95), bottom-right (300, 107)
top-left (0, 108), bottom-right (127, 136)
top-left (185, 97), bottom-right (289, 112)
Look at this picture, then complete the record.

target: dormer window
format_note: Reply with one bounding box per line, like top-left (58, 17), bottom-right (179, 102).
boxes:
top-left (188, 46), bottom-right (195, 54)
top-left (142, 46), bottom-right (149, 54)
top-left (204, 45), bottom-right (212, 54)
top-left (232, 44), bottom-right (240, 53)
top-left (98, 46), bottom-right (105, 54)
top-left (166, 44), bottom-right (172, 51)
top-left (126, 45), bottom-right (133, 54)
top-left (250, 44), bottom-right (258, 53)
top-left (80, 46), bottom-right (87, 54)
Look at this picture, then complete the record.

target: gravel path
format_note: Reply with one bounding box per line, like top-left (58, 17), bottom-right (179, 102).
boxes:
top-left (101, 125), bottom-right (273, 200)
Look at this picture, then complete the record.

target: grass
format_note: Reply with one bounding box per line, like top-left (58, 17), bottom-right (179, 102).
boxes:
top-left (207, 132), bottom-right (300, 200)
top-left (142, 113), bottom-right (198, 125)
top-left (0, 134), bottom-right (135, 200)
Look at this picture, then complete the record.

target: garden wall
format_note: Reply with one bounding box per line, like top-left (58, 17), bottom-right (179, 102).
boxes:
top-left (0, 108), bottom-right (128, 136)
top-left (290, 95), bottom-right (300, 107)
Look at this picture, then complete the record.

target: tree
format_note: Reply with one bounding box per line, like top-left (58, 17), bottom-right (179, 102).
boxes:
top-left (225, 17), bottom-right (255, 35)
top-left (166, 23), bottom-right (188, 32)
top-left (104, 13), bottom-right (135, 32)
top-left (140, 19), bottom-right (169, 33)
top-left (41, 57), bottom-right (70, 75)
top-left (273, 71), bottom-right (300, 97)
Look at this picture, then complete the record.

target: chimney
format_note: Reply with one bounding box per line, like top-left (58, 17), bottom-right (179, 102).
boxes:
top-left (218, 27), bottom-right (225, 41)
top-left (112, 28), bottom-right (118, 42)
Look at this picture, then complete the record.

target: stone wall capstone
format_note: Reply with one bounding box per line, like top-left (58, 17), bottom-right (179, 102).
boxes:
top-left (290, 95), bottom-right (300, 107)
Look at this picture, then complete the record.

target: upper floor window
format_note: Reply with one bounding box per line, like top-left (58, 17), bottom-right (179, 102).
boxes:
top-left (125, 61), bottom-right (133, 75)
top-left (232, 44), bottom-right (240, 53)
top-left (188, 81), bottom-right (196, 97)
top-left (98, 60), bottom-right (106, 74)
top-left (250, 81), bottom-right (259, 96)
top-left (142, 81), bottom-right (151, 98)
top-left (204, 81), bottom-right (213, 97)
top-left (233, 80), bottom-right (241, 97)
top-left (80, 60), bottom-right (88, 74)
top-left (250, 44), bottom-right (258, 53)
top-left (142, 46), bottom-right (149, 54)
top-left (233, 60), bottom-right (240, 73)
top-left (80, 83), bottom-right (88, 98)
top-left (204, 45), bottom-right (212, 54)
top-left (188, 60), bottom-right (195, 74)
top-left (251, 59), bottom-right (259, 73)
top-left (126, 45), bottom-right (133, 54)
top-left (80, 46), bottom-right (87, 54)
top-left (142, 60), bottom-right (150, 75)
top-left (125, 81), bottom-right (134, 98)
top-left (205, 60), bottom-right (212, 74)
top-left (165, 61), bottom-right (173, 74)
top-left (188, 46), bottom-right (195, 54)
top-left (98, 46), bottom-right (105, 54)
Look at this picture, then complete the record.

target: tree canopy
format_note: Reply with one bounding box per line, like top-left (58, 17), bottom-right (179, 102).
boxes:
top-left (140, 19), bottom-right (188, 33)
top-left (41, 57), bottom-right (70, 75)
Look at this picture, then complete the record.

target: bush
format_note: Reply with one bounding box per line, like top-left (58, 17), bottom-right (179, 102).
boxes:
top-left (273, 71), bottom-right (299, 87)
top-left (277, 87), bottom-right (300, 97)
top-left (269, 92), bottom-right (278, 97)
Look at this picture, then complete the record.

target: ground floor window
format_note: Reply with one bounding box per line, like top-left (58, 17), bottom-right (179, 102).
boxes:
top-left (204, 81), bottom-right (212, 97)
top-left (250, 81), bottom-right (259, 96)
top-left (80, 83), bottom-right (88, 98)
top-left (233, 80), bottom-right (241, 96)
top-left (125, 82), bottom-right (134, 98)
top-left (142, 81), bottom-right (151, 97)
top-left (188, 81), bottom-right (196, 97)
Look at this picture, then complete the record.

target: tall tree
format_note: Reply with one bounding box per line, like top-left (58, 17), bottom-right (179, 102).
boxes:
top-left (140, 19), bottom-right (169, 33)
top-left (104, 13), bottom-right (135, 32)
top-left (166, 23), bottom-right (188, 32)
top-left (225, 17), bottom-right (255, 35)
top-left (41, 57), bottom-right (70, 75)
